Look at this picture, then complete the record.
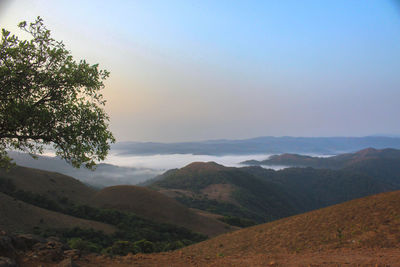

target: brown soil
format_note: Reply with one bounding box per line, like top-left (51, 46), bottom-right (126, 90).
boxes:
top-left (83, 190), bottom-right (400, 266)
top-left (189, 208), bottom-right (224, 220)
top-left (180, 190), bottom-right (400, 258)
top-left (21, 248), bottom-right (400, 266)
top-left (201, 183), bottom-right (238, 204)
top-left (158, 188), bottom-right (196, 199)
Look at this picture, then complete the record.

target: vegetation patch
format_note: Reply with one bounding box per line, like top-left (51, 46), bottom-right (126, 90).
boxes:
top-left (0, 176), bottom-right (206, 256)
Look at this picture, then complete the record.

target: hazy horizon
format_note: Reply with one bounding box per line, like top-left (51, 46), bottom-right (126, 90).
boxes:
top-left (2, 0), bottom-right (400, 142)
top-left (113, 134), bottom-right (400, 144)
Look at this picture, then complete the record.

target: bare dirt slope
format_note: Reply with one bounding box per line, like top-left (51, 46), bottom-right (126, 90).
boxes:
top-left (90, 185), bottom-right (233, 237)
top-left (74, 190), bottom-right (400, 266)
top-left (181, 190), bottom-right (400, 257)
top-left (72, 249), bottom-right (400, 267)
top-left (0, 192), bottom-right (115, 234)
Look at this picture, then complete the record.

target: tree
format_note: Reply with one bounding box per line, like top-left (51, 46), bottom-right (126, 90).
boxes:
top-left (0, 17), bottom-right (115, 169)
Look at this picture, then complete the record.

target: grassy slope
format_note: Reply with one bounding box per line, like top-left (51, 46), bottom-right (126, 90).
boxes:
top-left (90, 185), bottom-right (234, 237)
top-left (150, 160), bottom-right (395, 223)
top-left (245, 148), bottom-right (400, 170)
top-left (242, 165), bottom-right (393, 212)
top-left (151, 162), bottom-right (297, 222)
top-left (72, 190), bottom-right (400, 267)
top-left (0, 165), bottom-right (231, 240)
top-left (0, 166), bottom-right (96, 204)
top-left (0, 192), bottom-right (115, 234)
top-left (182, 190), bottom-right (400, 257)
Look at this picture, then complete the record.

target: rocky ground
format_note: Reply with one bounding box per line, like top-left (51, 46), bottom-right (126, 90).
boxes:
top-left (1, 232), bottom-right (399, 266)
top-left (0, 230), bottom-right (79, 267)
top-left (2, 229), bottom-right (400, 267)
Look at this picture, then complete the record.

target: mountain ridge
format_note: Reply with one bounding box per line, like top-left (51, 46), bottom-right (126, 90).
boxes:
top-left (149, 149), bottom-right (400, 223)
top-left (242, 147), bottom-right (400, 171)
top-left (112, 136), bottom-right (400, 155)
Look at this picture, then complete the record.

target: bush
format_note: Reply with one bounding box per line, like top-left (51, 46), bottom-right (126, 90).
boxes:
top-left (1, 183), bottom-right (207, 255)
top-left (133, 239), bottom-right (155, 254)
top-left (163, 240), bottom-right (185, 251)
top-left (0, 176), bottom-right (16, 193)
top-left (219, 216), bottom-right (257, 228)
top-left (103, 240), bottom-right (141, 256)
top-left (68, 238), bottom-right (101, 253)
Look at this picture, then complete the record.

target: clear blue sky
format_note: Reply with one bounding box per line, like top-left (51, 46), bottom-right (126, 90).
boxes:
top-left (1, 0), bottom-right (400, 141)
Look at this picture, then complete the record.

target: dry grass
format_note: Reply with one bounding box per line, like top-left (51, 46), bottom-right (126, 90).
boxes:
top-left (201, 183), bottom-right (237, 204)
top-left (71, 190), bottom-right (400, 266)
top-left (0, 192), bottom-right (115, 234)
top-left (181, 190), bottom-right (400, 258)
top-left (90, 185), bottom-right (233, 237)
top-left (0, 166), bottom-right (96, 204)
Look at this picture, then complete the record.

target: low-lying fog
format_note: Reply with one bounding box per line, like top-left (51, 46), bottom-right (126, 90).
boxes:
top-left (104, 152), bottom-right (279, 169)
top-left (9, 150), bottom-right (331, 188)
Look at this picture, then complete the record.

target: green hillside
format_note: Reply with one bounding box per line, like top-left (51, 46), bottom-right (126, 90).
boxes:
top-left (150, 153), bottom-right (399, 223)
top-left (0, 165), bottom-right (96, 204)
top-left (242, 166), bottom-right (393, 212)
top-left (90, 185), bottom-right (234, 237)
top-left (0, 165), bottom-right (214, 255)
top-left (242, 148), bottom-right (400, 170)
top-left (150, 162), bottom-right (297, 222)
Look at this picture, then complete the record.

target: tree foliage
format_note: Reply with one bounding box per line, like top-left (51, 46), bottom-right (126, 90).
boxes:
top-left (0, 17), bottom-right (114, 168)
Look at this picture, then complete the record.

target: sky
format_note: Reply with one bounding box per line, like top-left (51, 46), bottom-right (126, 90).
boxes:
top-left (1, 0), bottom-right (400, 142)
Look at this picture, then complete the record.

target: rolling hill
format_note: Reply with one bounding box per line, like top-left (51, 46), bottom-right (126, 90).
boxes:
top-left (0, 192), bottom-right (115, 234)
top-left (0, 165), bottom-right (231, 256)
top-left (149, 162), bottom-right (298, 223)
top-left (241, 165), bottom-right (393, 212)
top-left (90, 185), bottom-right (234, 237)
top-left (182, 190), bottom-right (400, 257)
top-left (242, 147), bottom-right (400, 170)
top-left (149, 156), bottom-right (398, 223)
top-left (75, 190), bottom-right (400, 266)
top-left (0, 165), bottom-right (234, 237)
top-left (0, 165), bottom-right (96, 204)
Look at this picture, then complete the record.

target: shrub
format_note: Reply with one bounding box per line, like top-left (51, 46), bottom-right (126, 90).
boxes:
top-left (68, 238), bottom-right (101, 253)
top-left (133, 239), bottom-right (155, 253)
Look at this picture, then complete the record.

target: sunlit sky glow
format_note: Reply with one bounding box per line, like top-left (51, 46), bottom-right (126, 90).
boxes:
top-left (1, 0), bottom-right (400, 142)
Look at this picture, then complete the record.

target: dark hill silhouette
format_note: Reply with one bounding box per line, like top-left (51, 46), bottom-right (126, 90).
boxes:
top-left (112, 136), bottom-right (400, 155)
top-left (242, 166), bottom-right (393, 214)
top-left (242, 147), bottom-right (400, 170)
top-left (150, 153), bottom-right (398, 222)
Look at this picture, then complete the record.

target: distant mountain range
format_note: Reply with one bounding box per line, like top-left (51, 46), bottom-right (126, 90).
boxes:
top-left (242, 147), bottom-right (400, 169)
top-left (113, 136), bottom-right (400, 155)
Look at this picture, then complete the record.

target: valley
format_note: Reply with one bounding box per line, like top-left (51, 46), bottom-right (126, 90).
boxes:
top-left (2, 3), bottom-right (399, 265)
top-left (1, 147), bottom-right (400, 265)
